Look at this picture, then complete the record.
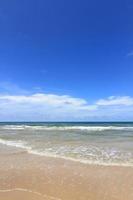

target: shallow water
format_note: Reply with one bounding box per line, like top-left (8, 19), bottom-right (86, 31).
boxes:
top-left (0, 122), bottom-right (133, 166)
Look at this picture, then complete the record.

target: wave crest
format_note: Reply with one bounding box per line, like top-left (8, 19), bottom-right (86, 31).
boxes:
top-left (1, 125), bottom-right (133, 131)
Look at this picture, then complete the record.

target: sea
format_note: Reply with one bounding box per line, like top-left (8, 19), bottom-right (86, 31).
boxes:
top-left (0, 122), bottom-right (133, 166)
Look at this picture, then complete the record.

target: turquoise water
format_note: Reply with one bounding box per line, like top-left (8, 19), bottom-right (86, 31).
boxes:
top-left (0, 122), bottom-right (133, 166)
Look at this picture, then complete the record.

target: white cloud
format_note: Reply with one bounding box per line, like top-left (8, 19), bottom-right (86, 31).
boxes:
top-left (0, 93), bottom-right (97, 121)
top-left (0, 93), bottom-right (96, 108)
top-left (96, 96), bottom-right (133, 106)
top-left (0, 92), bottom-right (133, 121)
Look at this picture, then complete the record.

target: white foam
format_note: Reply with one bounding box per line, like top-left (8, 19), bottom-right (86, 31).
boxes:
top-left (0, 139), bottom-right (31, 151)
top-left (27, 149), bottom-right (133, 167)
top-left (1, 125), bottom-right (26, 130)
top-left (0, 138), bottom-right (133, 167)
top-left (1, 125), bottom-right (133, 131)
top-left (0, 188), bottom-right (61, 200)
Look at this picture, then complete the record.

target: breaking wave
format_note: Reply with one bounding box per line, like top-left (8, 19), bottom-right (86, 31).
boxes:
top-left (1, 125), bottom-right (133, 131)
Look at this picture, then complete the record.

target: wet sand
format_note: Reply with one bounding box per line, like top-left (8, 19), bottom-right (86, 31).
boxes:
top-left (0, 145), bottom-right (133, 200)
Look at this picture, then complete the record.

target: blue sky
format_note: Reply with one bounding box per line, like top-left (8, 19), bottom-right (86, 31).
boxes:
top-left (0, 0), bottom-right (133, 121)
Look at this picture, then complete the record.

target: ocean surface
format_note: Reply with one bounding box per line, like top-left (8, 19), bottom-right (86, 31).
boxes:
top-left (0, 122), bottom-right (133, 166)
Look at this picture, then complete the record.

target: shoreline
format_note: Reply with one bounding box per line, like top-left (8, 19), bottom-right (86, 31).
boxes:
top-left (0, 142), bottom-right (133, 168)
top-left (0, 144), bottom-right (133, 200)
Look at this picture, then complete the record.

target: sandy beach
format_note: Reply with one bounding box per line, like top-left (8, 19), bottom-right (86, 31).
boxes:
top-left (0, 145), bottom-right (133, 200)
top-left (0, 0), bottom-right (132, 198)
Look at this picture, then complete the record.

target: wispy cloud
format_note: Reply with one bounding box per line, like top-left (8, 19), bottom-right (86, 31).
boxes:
top-left (127, 51), bottom-right (133, 57)
top-left (0, 82), bottom-right (28, 95)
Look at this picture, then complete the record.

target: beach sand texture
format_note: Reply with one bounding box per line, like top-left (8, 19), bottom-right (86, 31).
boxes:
top-left (0, 146), bottom-right (133, 200)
